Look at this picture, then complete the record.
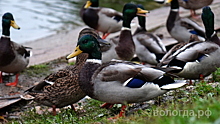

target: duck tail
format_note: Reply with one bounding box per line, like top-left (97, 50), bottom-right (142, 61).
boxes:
top-left (160, 80), bottom-right (187, 90)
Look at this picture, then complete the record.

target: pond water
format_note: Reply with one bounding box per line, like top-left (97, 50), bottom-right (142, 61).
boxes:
top-left (0, 0), bottom-right (84, 43)
top-left (0, 0), bottom-right (161, 43)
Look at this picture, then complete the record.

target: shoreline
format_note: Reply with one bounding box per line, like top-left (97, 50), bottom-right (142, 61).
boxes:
top-left (22, 6), bottom-right (177, 66)
top-left (23, 0), bottom-right (220, 66)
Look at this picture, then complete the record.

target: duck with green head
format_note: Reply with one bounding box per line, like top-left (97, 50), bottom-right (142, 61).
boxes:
top-left (155, 0), bottom-right (206, 43)
top-left (23, 28), bottom-right (109, 115)
top-left (80, 0), bottom-right (123, 39)
top-left (158, 6), bottom-right (220, 81)
top-left (67, 4), bottom-right (186, 118)
top-left (0, 12), bottom-right (31, 86)
top-left (132, 4), bottom-right (167, 65)
top-left (101, 3), bottom-right (149, 63)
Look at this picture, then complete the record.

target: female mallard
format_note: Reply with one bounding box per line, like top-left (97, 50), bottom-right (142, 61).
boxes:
top-left (0, 12), bottom-right (31, 86)
top-left (178, 0), bottom-right (213, 18)
top-left (67, 6), bottom-right (186, 118)
top-left (158, 6), bottom-right (220, 80)
top-left (132, 4), bottom-right (167, 65)
top-left (80, 0), bottom-right (123, 39)
top-left (22, 28), bottom-right (108, 115)
top-left (164, 0), bottom-right (206, 43)
top-left (101, 3), bottom-right (149, 63)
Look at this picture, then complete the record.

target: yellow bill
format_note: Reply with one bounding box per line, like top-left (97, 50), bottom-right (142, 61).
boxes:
top-left (10, 20), bottom-right (20, 29)
top-left (165, 0), bottom-right (172, 3)
top-left (136, 8), bottom-right (150, 17)
top-left (84, 1), bottom-right (92, 8)
top-left (66, 46), bottom-right (83, 60)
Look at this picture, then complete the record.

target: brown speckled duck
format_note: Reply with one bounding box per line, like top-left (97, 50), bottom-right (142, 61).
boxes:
top-left (80, 0), bottom-right (123, 39)
top-left (22, 28), bottom-right (108, 115)
top-left (0, 12), bottom-right (31, 86)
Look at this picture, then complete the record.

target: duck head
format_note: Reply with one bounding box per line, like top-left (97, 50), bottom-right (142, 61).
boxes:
top-left (2, 12), bottom-right (20, 36)
top-left (84, 0), bottom-right (99, 8)
top-left (66, 28), bottom-right (109, 60)
top-left (122, 3), bottom-right (149, 28)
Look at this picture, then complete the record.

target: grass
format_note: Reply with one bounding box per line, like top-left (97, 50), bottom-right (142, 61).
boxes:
top-left (23, 64), bottom-right (51, 77)
top-left (6, 73), bottom-right (220, 124)
top-left (101, 0), bottom-right (163, 12)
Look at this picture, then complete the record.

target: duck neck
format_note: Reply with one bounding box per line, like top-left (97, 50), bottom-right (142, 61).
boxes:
top-left (133, 16), bottom-right (147, 35)
top-left (138, 16), bottom-right (146, 31)
top-left (75, 53), bottom-right (90, 66)
top-left (167, 0), bottom-right (179, 32)
top-left (90, 49), bottom-right (102, 60)
top-left (2, 25), bottom-right (10, 37)
top-left (203, 16), bottom-right (215, 40)
top-left (122, 15), bottom-right (133, 29)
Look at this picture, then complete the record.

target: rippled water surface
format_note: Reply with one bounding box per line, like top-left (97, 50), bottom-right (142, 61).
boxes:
top-left (0, 0), bottom-right (84, 43)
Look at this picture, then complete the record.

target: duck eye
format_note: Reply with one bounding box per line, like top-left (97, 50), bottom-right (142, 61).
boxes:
top-left (82, 40), bottom-right (88, 44)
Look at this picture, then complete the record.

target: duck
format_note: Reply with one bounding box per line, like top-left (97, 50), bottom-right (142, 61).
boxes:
top-left (160, 0), bottom-right (206, 43)
top-left (178, 0), bottom-right (213, 18)
top-left (158, 6), bottom-right (220, 81)
top-left (0, 12), bottom-right (31, 86)
top-left (22, 28), bottom-right (109, 116)
top-left (101, 3), bottom-right (149, 63)
top-left (80, 0), bottom-right (123, 39)
top-left (132, 4), bottom-right (167, 65)
top-left (66, 4), bottom-right (187, 119)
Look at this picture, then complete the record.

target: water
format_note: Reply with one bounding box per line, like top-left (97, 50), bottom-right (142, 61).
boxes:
top-left (0, 0), bottom-right (161, 43)
top-left (0, 0), bottom-right (84, 43)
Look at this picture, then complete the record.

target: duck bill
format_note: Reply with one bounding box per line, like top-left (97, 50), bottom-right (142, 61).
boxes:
top-left (97, 38), bottom-right (110, 46)
top-left (165, 0), bottom-right (172, 3)
top-left (84, 1), bottom-right (92, 8)
top-left (66, 46), bottom-right (83, 60)
top-left (10, 20), bottom-right (20, 29)
top-left (136, 8), bottom-right (149, 17)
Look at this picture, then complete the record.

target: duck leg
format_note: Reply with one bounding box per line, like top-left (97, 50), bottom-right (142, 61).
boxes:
top-left (190, 9), bottom-right (200, 19)
top-left (100, 103), bottom-right (114, 109)
top-left (102, 33), bottom-right (110, 39)
top-left (70, 104), bottom-right (76, 112)
top-left (5, 74), bottom-right (19, 86)
top-left (108, 105), bottom-right (126, 119)
top-left (52, 105), bottom-right (57, 116)
top-left (199, 74), bottom-right (204, 83)
top-left (0, 72), bottom-right (3, 83)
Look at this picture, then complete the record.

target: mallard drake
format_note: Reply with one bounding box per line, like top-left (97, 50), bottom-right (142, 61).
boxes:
top-left (132, 4), bottom-right (167, 65)
top-left (163, 0), bottom-right (206, 43)
top-left (158, 6), bottom-right (220, 80)
top-left (67, 31), bottom-right (186, 118)
top-left (22, 28), bottom-right (108, 115)
top-left (80, 0), bottom-right (123, 39)
top-left (101, 3), bottom-right (149, 63)
top-left (0, 12), bottom-right (31, 86)
top-left (67, 5), bottom-right (187, 118)
top-left (178, 0), bottom-right (213, 18)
